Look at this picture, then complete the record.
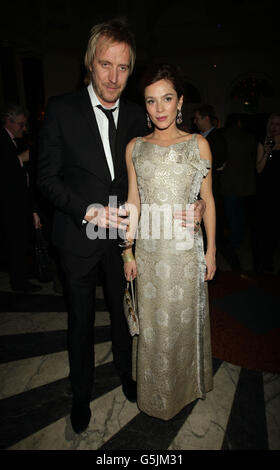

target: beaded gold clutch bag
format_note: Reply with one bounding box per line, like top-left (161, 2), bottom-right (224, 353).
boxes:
top-left (123, 279), bottom-right (139, 336)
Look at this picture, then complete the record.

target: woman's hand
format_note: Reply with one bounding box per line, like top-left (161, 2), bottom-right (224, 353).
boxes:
top-left (124, 260), bottom-right (137, 281)
top-left (264, 137), bottom-right (274, 155)
top-left (205, 251), bottom-right (216, 281)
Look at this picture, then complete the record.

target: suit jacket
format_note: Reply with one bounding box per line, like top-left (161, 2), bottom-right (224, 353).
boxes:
top-left (220, 126), bottom-right (257, 196)
top-left (205, 128), bottom-right (227, 171)
top-left (205, 128), bottom-right (227, 195)
top-left (37, 87), bottom-right (147, 257)
top-left (0, 127), bottom-right (29, 212)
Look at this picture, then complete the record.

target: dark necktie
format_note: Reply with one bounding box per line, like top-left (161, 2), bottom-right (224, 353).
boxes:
top-left (97, 105), bottom-right (117, 163)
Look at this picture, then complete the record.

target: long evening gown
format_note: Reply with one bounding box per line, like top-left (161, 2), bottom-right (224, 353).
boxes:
top-left (132, 134), bottom-right (213, 420)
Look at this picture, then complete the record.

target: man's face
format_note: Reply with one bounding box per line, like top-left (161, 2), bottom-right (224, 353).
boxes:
top-left (269, 116), bottom-right (280, 137)
top-left (90, 37), bottom-right (130, 108)
top-left (194, 111), bottom-right (209, 132)
top-left (6, 114), bottom-right (27, 138)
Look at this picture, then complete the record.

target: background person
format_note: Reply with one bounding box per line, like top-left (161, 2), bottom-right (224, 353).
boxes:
top-left (220, 113), bottom-right (258, 274)
top-left (256, 112), bottom-right (280, 273)
top-left (0, 104), bottom-right (41, 293)
top-left (193, 104), bottom-right (227, 272)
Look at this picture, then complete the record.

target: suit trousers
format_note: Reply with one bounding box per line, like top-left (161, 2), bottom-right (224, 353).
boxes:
top-left (0, 201), bottom-right (29, 286)
top-left (59, 240), bottom-right (131, 404)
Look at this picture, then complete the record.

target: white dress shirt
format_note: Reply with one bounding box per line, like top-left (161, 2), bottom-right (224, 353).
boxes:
top-left (87, 83), bottom-right (119, 181)
top-left (4, 127), bottom-right (23, 167)
top-left (201, 127), bottom-right (215, 138)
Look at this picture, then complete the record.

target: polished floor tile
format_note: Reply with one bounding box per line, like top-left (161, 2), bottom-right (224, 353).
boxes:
top-left (0, 270), bottom-right (279, 451)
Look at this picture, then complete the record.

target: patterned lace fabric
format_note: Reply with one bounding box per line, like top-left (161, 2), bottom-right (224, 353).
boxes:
top-left (132, 134), bottom-right (213, 420)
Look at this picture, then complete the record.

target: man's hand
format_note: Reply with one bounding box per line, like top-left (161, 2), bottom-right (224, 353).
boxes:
top-left (124, 259), bottom-right (137, 281)
top-left (33, 212), bottom-right (42, 229)
top-left (19, 150), bottom-right (29, 162)
top-left (173, 199), bottom-right (206, 232)
top-left (193, 199), bottom-right (206, 226)
top-left (85, 205), bottom-right (129, 229)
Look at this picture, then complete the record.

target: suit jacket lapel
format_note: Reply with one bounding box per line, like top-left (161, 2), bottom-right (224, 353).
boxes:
top-left (76, 88), bottom-right (112, 184)
top-left (115, 99), bottom-right (128, 179)
top-left (2, 128), bottom-right (22, 167)
top-left (206, 128), bottom-right (216, 142)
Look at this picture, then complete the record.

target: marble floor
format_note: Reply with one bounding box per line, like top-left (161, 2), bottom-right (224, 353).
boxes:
top-left (0, 268), bottom-right (279, 452)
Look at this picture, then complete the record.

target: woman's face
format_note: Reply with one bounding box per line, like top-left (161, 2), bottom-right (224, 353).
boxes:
top-left (268, 116), bottom-right (280, 137)
top-left (144, 79), bottom-right (183, 130)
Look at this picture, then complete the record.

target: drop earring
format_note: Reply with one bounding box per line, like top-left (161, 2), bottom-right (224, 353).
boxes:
top-left (146, 113), bottom-right (152, 129)
top-left (176, 109), bottom-right (183, 125)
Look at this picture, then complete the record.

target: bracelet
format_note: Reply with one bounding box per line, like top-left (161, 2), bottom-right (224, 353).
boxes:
top-left (121, 251), bottom-right (135, 263)
top-left (124, 239), bottom-right (134, 249)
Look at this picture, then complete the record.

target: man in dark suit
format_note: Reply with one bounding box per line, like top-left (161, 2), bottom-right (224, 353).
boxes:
top-left (194, 105), bottom-right (228, 269)
top-left (37, 19), bottom-right (148, 434)
top-left (194, 104), bottom-right (227, 196)
top-left (0, 104), bottom-right (41, 293)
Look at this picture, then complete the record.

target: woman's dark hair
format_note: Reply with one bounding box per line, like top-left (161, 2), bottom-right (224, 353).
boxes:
top-left (140, 64), bottom-right (184, 99)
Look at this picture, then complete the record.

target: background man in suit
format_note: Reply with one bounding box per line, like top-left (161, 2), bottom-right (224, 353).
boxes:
top-left (0, 104), bottom-right (41, 293)
top-left (194, 104), bottom-right (227, 196)
top-left (194, 104), bottom-right (228, 270)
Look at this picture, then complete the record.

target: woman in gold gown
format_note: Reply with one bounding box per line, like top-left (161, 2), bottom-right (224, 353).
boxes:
top-left (123, 64), bottom-right (216, 420)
